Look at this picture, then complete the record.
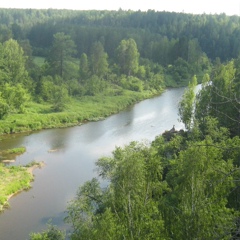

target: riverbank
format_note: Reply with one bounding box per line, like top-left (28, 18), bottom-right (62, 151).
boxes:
top-left (0, 162), bottom-right (44, 212)
top-left (0, 84), bottom-right (187, 240)
top-left (0, 88), bottom-right (163, 135)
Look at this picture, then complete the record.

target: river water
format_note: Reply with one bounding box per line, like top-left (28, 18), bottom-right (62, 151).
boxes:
top-left (0, 87), bottom-right (188, 240)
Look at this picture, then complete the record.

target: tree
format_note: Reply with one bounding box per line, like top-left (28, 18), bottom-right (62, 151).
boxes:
top-left (0, 94), bottom-right (9, 119)
top-left (1, 39), bottom-right (30, 88)
top-left (116, 38), bottom-right (140, 76)
top-left (90, 42), bottom-right (108, 78)
top-left (0, 24), bottom-right (12, 43)
top-left (164, 137), bottom-right (235, 239)
top-left (79, 53), bottom-right (89, 82)
top-left (51, 85), bottom-right (69, 112)
top-left (46, 32), bottom-right (77, 79)
top-left (19, 39), bottom-right (34, 70)
top-left (0, 83), bottom-right (30, 119)
top-left (66, 142), bottom-right (166, 240)
top-left (11, 23), bottom-right (23, 40)
top-left (178, 75), bottom-right (197, 130)
top-left (195, 73), bottom-right (211, 132)
top-left (195, 60), bottom-right (240, 136)
top-left (38, 76), bottom-right (69, 111)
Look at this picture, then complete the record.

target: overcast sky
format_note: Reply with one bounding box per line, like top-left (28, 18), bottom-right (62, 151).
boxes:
top-left (0, 0), bottom-right (240, 16)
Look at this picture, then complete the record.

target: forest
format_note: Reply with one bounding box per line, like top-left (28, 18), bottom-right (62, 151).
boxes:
top-left (0, 8), bottom-right (239, 239)
top-left (1, 8), bottom-right (240, 130)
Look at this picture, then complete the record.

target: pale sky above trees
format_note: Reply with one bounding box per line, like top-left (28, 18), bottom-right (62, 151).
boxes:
top-left (0, 0), bottom-right (240, 16)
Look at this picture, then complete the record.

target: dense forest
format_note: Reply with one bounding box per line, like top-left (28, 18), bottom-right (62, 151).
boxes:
top-left (1, 8), bottom-right (240, 124)
top-left (0, 8), bottom-right (239, 239)
top-left (1, 8), bottom-right (240, 61)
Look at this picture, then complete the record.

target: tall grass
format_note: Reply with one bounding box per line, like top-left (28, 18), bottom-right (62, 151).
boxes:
top-left (0, 89), bottom-right (162, 135)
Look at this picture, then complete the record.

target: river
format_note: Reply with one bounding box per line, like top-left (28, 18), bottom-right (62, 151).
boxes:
top-left (0, 86), bottom-right (188, 240)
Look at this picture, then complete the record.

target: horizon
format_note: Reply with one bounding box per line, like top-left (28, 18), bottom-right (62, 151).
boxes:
top-left (0, 0), bottom-right (240, 16)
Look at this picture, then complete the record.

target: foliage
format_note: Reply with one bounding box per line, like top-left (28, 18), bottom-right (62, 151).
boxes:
top-left (195, 60), bottom-right (240, 136)
top-left (66, 142), bottom-right (166, 240)
top-left (116, 38), bottom-right (140, 76)
top-left (79, 53), bottom-right (89, 82)
top-left (0, 9), bottom-right (239, 239)
top-left (0, 94), bottom-right (9, 119)
top-left (84, 75), bottom-right (109, 96)
top-left (90, 41), bottom-right (108, 77)
top-left (5, 147), bottom-right (26, 154)
top-left (120, 76), bottom-right (144, 92)
top-left (0, 88), bottom-right (157, 134)
top-left (163, 138), bottom-right (235, 239)
top-left (46, 32), bottom-right (77, 79)
top-left (51, 86), bottom-right (69, 112)
top-left (0, 83), bottom-right (30, 119)
top-left (168, 58), bottom-right (192, 84)
top-left (0, 10), bottom-right (217, 124)
top-left (29, 224), bottom-right (65, 240)
top-left (65, 129), bottom-right (239, 239)
top-left (37, 75), bottom-right (69, 111)
top-left (0, 39), bottom-right (30, 87)
top-left (0, 9), bottom-right (240, 239)
top-left (178, 75), bottom-right (197, 130)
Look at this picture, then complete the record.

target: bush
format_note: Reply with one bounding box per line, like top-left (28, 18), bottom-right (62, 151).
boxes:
top-left (120, 76), bottom-right (143, 92)
top-left (29, 224), bottom-right (65, 240)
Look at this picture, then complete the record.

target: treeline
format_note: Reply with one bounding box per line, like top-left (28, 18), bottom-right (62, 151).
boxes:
top-left (0, 9), bottom-right (240, 62)
top-left (0, 34), bottom-right (166, 119)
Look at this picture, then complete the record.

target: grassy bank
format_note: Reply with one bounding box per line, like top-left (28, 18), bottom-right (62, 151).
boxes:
top-left (0, 164), bottom-right (33, 211)
top-left (0, 144), bottom-right (44, 211)
top-left (0, 89), bottom-right (162, 135)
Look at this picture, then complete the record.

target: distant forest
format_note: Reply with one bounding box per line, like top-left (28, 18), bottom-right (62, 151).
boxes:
top-left (0, 9), bottom-right (239, 62)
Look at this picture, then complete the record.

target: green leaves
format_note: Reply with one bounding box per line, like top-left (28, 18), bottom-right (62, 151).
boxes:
top-left (46, 32), bottom-right (77, 79)
top-left (0, 39), bottom-right (32, 119)
top-left (195, 61), bottom-right (240, 136)
top-left (116, 38), bottom-right (140, 76)
top-left (67, 142), bottom-right (166, 239)
top-left (165, 138), bottom-right (235, 239)
top-left (79, 53), bottom-right (89, 81)
top-left (37, 76), bottom-right (69, 112)
top-left (0, 83), bottom-right (30, 119)
top-left (0, 39), bottom-right (31, 88)
top-left (65, 123), bottom-right (239, 240)
top-left (178, 75), bottom-right (197, 130)
top-left (90, 42), bottom-right (108, 78)
top-left (29, 224), bottom-right (65, 240)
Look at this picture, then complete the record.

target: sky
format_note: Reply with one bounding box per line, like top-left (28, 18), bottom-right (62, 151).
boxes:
top-left (0, 0), bottom-right (240, 16)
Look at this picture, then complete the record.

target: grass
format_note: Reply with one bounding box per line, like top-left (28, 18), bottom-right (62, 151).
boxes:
top-left (0, 147), bottom-right (26, 162)
top-left (0, 89), bottom-right (162, 135)
top-left (0, 164), bottom-right (33, 211)
top-left (5, 147), bottom-right (26, 155)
